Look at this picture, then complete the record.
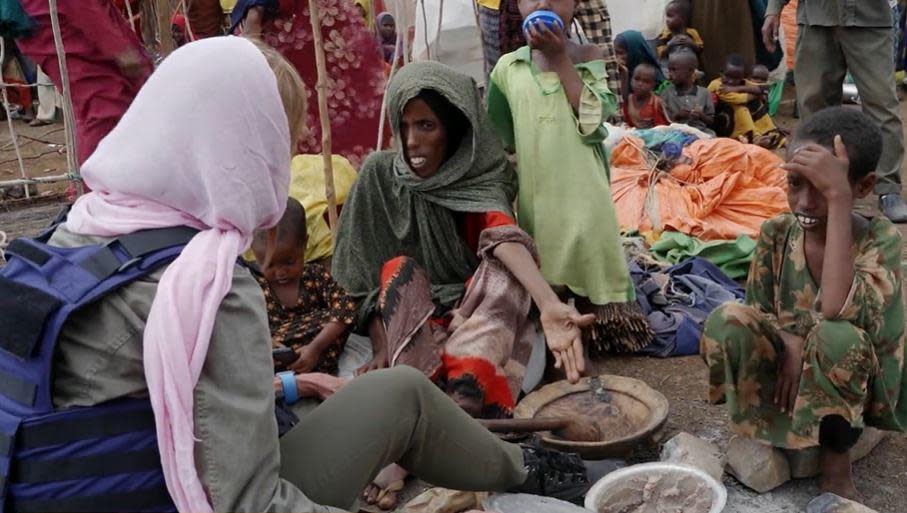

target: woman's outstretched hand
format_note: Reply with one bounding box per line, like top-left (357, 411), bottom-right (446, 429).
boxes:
top-left (540, 302), bottom-right (595, 383)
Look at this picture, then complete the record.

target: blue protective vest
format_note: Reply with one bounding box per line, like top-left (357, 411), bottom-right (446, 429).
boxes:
top-left (0, 220), bottom-right (198, 513)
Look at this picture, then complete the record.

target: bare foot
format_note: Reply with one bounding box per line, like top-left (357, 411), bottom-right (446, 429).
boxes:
top-left (819, 447), bottom-right (860, 501)
top-left (363, 463), bottom-right (408, 510)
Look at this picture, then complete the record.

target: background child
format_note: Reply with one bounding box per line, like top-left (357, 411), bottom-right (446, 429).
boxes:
top-left (702, 107), bottom-right (906, 502)
top-left (709, 54), bottom-right (784, 148)
top-left (487, 0), bottom-right (651, 353)
top-left (377, 11), bottom-right (401, 65)
top-left (655, 0), bottom-right (703, 59)
top-left (614, 30), bottom-right (667, 105)
top-left (659, 48), bottom-right (714, 135)
top-left (750, 63), bottom-right (770, 85)
top-left (251, 197), bottom-right (356, 376)
top-left (623, 62), bottom-right (669, 129)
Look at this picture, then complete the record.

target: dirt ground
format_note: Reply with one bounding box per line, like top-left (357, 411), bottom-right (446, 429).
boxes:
top-left (1, 94), bottom-right (906, 513)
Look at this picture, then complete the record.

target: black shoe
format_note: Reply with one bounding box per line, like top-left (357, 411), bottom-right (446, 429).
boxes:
top-left (510, 438), bottom-right (590, 502)
top-left (880, 194), bottom-right (907, 223)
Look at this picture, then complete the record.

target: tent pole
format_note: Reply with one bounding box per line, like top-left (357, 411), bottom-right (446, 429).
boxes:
top-left (419, 0), bottom-right (430, 60)
top-left (48, 0), bottom-right (81, 193)
top-left (434, 0), bottom-right (443, 59)
top-left (181, 0), bottom-right (196, 41)
top-left (158, 0), bottom-right (174, 56)
top-left (124, 0), bottom-right (136, 33)
top-left (308, 0), bottom-right (339, 237)
top-left (401, 1), bottom-right (410, 64)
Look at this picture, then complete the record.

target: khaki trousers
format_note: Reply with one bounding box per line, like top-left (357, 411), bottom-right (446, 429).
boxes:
top-left (795, 25), bottom-right (904, 195)
top-left (278, 367), bottom-right (527, 511)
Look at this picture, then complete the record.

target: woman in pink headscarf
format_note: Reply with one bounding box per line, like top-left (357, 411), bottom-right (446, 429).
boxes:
top-left (45, 36), bottom-right (588, 513)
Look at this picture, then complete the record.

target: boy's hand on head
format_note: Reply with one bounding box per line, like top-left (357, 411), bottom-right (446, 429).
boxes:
top-left (782, 136), bottom-right (853, 202)
top-left (526, 21), bottom-right (567, 58)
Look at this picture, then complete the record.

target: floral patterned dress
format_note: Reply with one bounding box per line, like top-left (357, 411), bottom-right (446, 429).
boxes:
top-left (261, 0), bottom-right (388, 168)
top-left (701, 213), bottom-right (907, 448)
top-left (257, 263), bottom-right (357, 375)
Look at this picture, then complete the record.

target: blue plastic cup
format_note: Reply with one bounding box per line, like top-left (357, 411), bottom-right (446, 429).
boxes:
top-left (522, 10), bottom-right (565, 35)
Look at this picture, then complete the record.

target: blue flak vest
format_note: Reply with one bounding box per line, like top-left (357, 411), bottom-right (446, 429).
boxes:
top-left (0, 221), bottom-right (198, 513)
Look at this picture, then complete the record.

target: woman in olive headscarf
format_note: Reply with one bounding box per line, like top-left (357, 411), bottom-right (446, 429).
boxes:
top-left (333, 61), bottom-right (593, 420)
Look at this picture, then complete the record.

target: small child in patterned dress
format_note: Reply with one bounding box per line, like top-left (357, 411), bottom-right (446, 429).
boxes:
top-left (251, 197), bottom-right (357, 376)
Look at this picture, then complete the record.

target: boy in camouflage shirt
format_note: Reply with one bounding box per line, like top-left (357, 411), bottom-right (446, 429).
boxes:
top-left (702, 107), bottom-right (906, 501)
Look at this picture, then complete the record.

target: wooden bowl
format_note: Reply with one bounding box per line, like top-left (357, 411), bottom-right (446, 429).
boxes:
top-left (514, 375), bottom-right (669, 460)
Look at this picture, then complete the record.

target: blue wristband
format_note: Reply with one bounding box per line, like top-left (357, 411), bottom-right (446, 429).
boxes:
top-left (278, 371), bottom-right (298, 405)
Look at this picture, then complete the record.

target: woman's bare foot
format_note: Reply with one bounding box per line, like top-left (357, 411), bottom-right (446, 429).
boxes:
top-left (363, 463), bottom-right (408, 510)
top-left (819, 447), bottom-right (860, 501)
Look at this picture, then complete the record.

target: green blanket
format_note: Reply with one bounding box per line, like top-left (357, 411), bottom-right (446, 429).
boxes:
top-left (650, 231), bottom-right (756, 280)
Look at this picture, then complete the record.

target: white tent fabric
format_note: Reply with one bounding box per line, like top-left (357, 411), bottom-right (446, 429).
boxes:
top-left (608, 0), bottom-right (671, 38)
top-left (410, 0), bottom-right (671, 85)
top-left (412, 0), bottom-right (484, 84)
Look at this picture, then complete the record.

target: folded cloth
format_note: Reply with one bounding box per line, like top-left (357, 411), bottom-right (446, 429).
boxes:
top-left (631, 257), bottom-right (743, 357)
top-left (650, 231), bottom-right (756, 280)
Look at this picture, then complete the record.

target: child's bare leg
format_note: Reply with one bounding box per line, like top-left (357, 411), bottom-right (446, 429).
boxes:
top-left (818, 415), bottom-right (862, 500)
top-left (819, 448), bottom-right (858, 500)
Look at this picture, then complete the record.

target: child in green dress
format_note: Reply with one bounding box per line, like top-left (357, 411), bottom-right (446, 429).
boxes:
top-left (486, 0), bottom-right (650, 354)
top-left (701, 107), bottom-right (906, 501)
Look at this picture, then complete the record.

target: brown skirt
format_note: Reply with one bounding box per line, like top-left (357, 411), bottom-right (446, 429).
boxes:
top-left (692, 0), bottom-right (757, 81)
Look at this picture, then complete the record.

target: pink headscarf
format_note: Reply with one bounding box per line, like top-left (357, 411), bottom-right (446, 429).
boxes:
top-left (66, 36), bottom-right (291, 512)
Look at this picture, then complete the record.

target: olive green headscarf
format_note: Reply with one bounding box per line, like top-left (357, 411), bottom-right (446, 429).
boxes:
top-left (332, 61), bottom-right (518, 327)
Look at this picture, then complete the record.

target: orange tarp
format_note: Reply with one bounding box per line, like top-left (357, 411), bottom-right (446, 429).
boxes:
top-left (610, 136), bottom-right (789, 241)
top-left (781, 0), bottom-right (799, 71)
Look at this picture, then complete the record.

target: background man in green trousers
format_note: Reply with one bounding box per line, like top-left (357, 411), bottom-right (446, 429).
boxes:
top-left (763, 0), bottom-right (907, 223)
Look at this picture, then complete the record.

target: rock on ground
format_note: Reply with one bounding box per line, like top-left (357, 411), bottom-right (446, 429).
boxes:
top-left (786, 428), bottom-right (887, 479)
top-left (726, 436), bottom-right (791, 493)
top-left (660, 431), bottom-right (726, 481)
top-left (805, 493), bottom-right (879, 513)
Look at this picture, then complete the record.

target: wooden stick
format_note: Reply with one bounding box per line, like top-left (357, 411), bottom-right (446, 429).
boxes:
top-left (181, 0), bottom-right (196, 41)
top-left (124, 0), bottom-right (136, 33)
top-left (479, 417), bottom-right (572, 433)
top-left (308, 0), bottom-right (339, 238)
top-left (158, 0), bottom-right (174, 56)
top-left (48, 0), bottom-right (82, 193)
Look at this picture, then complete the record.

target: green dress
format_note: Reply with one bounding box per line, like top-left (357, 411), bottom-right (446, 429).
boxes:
top-left (486, 47), bottom-right (635, 305)
top-left (487, 47), bottom-right (649, 353)
top-left (701, 213), bottom-right (907, 448)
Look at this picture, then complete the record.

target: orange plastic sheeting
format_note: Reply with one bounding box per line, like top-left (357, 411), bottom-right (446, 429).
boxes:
top-left (610, 137), bottom-right (789, 241)
top-left (781, 0), bottom-right (799, 71)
